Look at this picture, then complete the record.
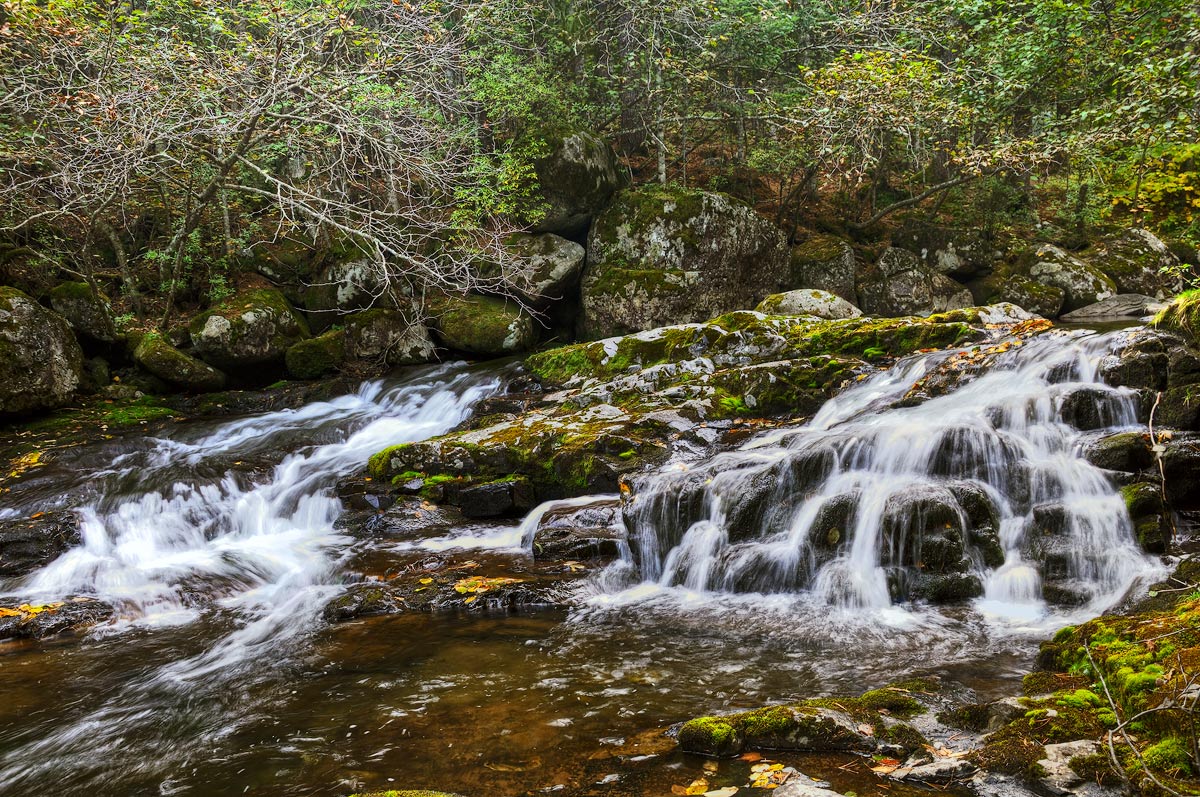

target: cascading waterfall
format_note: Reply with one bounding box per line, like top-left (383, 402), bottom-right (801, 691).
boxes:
top-left (617, 329), bottom-right (1164, 619)
top-left (0, 364), bottom-right (499, 790)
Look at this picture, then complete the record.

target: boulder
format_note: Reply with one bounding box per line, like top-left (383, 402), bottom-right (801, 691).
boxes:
top-left (789, 235), bottom-right (858, 302)
top-left (0, 286), bottom-right (84, 414)
top-left (531, 131), bottom-right (627, 236)
top-left (856, 248), bottom-right (973, 317)
top-left (678, 705), bottom-right (876, 757)
top-left (344, 309), bottom-right (436, 366)
top-left (432, 295), bottom-right (536, 356)
top-left (302, 257), bottom-right (386, 330)
top-left (133, 333), bottom-right (226, 392)
top-left (188, 288), bottom-right (310, 370)
top-left (48, 281), bottom-right (117, 343)
top-left (1060, 293), bottom-right (1165, 322)
top-left (285, 330), bottom-right (346, 379)
top-left (1084, 431), bottom-right (1152, 472)
top-left (971, 273), bottom-right (1066, 318)
top-left (504, 232), bottom-right (586, 306)
top-left (1086, 228), bottom-right (1181, 298)
top-left (581, 186), bottom-right (789, 337)
top-left (895, 222), bottom-right (998, 280)
top-left (531, 497), bottom-right (624, 560)
top-left (1024, 245), bottom-right (1117, 312)
top-left (756, 289), bottom-right (863, 319)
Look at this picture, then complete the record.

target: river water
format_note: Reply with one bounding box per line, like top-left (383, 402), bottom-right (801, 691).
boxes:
top-left (0, 333), bottom-right (1167, 796)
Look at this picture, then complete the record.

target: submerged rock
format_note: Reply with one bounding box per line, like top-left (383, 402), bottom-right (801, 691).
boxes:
top-left (0, 286), bottom-right (84, 415)
top-left (581, 186), bottom-right (789, 337)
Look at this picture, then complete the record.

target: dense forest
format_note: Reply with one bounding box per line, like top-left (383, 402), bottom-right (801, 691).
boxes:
top-left (1, 0), bottom-right (1197, 326)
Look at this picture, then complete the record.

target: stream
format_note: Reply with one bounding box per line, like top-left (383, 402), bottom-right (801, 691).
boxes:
top-left (0, 332), bottom-right (1168, 796)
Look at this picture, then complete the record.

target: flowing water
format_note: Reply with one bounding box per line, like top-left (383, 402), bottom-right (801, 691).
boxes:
top-left (0, 331), bottom-right (1168, 796)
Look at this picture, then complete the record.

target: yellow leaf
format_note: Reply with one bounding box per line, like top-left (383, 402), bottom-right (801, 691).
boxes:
top-left (419, 578), bottom-right (433, 585)
top-left (463, 595), bottom-right (477, 604)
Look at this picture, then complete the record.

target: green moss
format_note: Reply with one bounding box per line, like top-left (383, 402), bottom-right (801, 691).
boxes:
top-left (1067, 752), bottom-right (1121, 785)
top-left (286, 330), bottom-right (345, 379)
top-left (937, 703), bottom-right (992, 731)
top-left (1142, 737), bottom-right (1194, 776)
top-left (878, 722), bottom-right (930, 753)
top-left (676, 716), bottom-right (743, 757)
top-left (1152, 289), bottom-right (1200, 345)
top-left (49, 280), bottom-right (103, 302)
top-left (432, 294), bottom-right (533, 355)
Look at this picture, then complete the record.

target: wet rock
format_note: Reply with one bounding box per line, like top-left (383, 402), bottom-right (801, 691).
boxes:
top-left (1059, 293), bottom-right (1165, 322)
top-left (789, 235), bottom-right (858, 302)
top-left (133, 333), bottom-right (227, 392)
top-left (581, 186), bottom-right (789, 337)
top-left (530, 130), bottom-right (627, 236)
top-left (531, 498), bottom-right (624, 560)
top-left (755, 289), bottom-right (862, 319)
top-left (1167, 345), bottom-right (1200, 389)
top-left (1086, 228), bottom-right (1181, 298)
top-left (908, 572), bottom-right (984, 603)
top-left (1084, 431), bottom-right (1153, 472)
top-left (504, 232), bottom-right (586, 307)
top-left (351, 791), bottom-right (465, 797)
top-left (323, 582), bottom-right (407, 621)
top-left (971, 273), bottom-right (1066, 319)
top-left (431, 294), bottom-right (536, 357)
top-left (336, 497), bottom-right (464, 541)
top-left (856, 247), bottom-right (974, 317)
top-left (1035, 740), bottom-right (1105, 796)
top-left (1099, 346), bottom-right (1169, 392)
top-left (285, 330), bottom-right (346, 379)
top-left (1155, 386), bottom-right (1200, 430)
top-left (48, 281), bottom-right (117, 343)
top-left (890, 757), bottom-right (977, 784)
top-left (0, 511), bottom-right (80, 576)
top-left (0, 598), bottom-right (115, 641)
top-left (1056, 387), bottom-right (1129, 431)
top-left (344, 309), bottom-right (436, 366)
top-left (0, 286), bottom-right (84, 415)
top-left (1160, 436), bottom-right (1200, 509)
top-left (1024, 245), bottom-right (1117, 312)
top-left (448, 477), bottom-right (537, 518)
top-left (678, 705), bottom-right (875, 757)
top-left (189, 288), bottom-right (310, 370)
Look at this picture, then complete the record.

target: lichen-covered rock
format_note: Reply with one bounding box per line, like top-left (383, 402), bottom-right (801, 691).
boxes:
top-left (531, 131), bottom-right (627, 235)
top-left (789, 235), bottom-right (858, 302)
top-left (345, 309), bottom-right (436, 366)
top-left (432, 295), bottom-right (536, 356)
top-left (756, 289), bottom-right (862, 319)
top-left (302, 257), bottom-right (386, 329)
top-left (1024, 245), bottom-right (1117, 312)
top-left (48, 281), bottom-right (117, 343)
top-left (895, 222), bottom-right (999, 280)
top-left (133, 333), bottom-right (226, 392)
top-left (504, 232), bottom-right (585, 306)
top-left (856, 248), bottom-right (974, 317)
top-left (581, 186), bottom-right (789, 337)
top-left (285, 330), bottom-right (346, 379)
top-left (0, 286), bottom-right (84, 414)
top-left (188, 288), bottom-right (310, 369)
top-left (1086, 228), bottom-right (1181, 298)
top-left (971, 273), bottom-right (1065, 318)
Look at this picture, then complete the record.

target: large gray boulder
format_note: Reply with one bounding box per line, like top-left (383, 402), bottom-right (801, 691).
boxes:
top-left (188, 288), bottom-right (310, 369)
top-left (1059, 293), bottom-right (1165, 322)
top-left (302, 257), bottom-right (386, 330)
top-left (48, 281), bottom-right (117, 343)
top-left (505, 232), bottom-right (585, 307)
top-left (895, 222), bottom-right (999, 280)
top-left (856, 248), bottom-right (973, 317)
top-left (531, 131), bottom-right (627, 236)
top-left (581, 187), bottom-right (789, 338)
top-left (133, 333), bottom-right (226, 392)
top-left (1085, 228), bottom-right (1181, 298)
top-left (970, 272), bottom-right (1065, 318)
top-left (343, 309), bottom-right (436, 366)
top-left (0, 286), bottom-right (83, 414)
top-left (1025, 244), bottom-right (1117, 311)
top-left (789, 235), bottom-right (858, 301)
top-left (756, 289), bottom-right (862, 319)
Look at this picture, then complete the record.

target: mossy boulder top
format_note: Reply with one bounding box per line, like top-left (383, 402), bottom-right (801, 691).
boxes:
top-left (48, 280), bottom-right (117, 343)
top-left (431, 294), bottom-right (536, 357)
top-left (1085, 227), bottom-right (1182, 298)
top-left (188, 288), bottom-right (310, 369)
top-left (0, 285), bottom-right (84, 415)
top-left (581, 186), bottom-right (790, 338)
top-left (1021, 244), bottom-right (1117, 312)
top-left (756, 289), bottom-right (863, 320)
top-left (530, 130), bottom-right (627, 236)
top-left (133, 333), bottom-right (226, 393)
top-left (856, 247), bottom-right (974, 317)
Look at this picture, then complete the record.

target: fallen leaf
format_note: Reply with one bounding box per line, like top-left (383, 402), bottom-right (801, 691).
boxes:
top-left (739, 752), bottom-right (763, 762)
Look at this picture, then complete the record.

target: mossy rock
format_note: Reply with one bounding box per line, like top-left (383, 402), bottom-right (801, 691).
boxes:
top-left (0, 285), bottom-right (84, 415)
top-left (133, 333), bottom-right (226, 392)
top-left (970, 272), bottom-right (1065, 318)
top-left (286, 330), bottom-right (346, 379)
top-left (188, 288), bottom-right (310, 369)
top-left (432, 295), bottom-right (536, 357)
top-left (1020, 244), bottom-right (1117, 312)
top-left (856, 247), bottom-right (974, 317)
top-left (48, 280), bottom-right (117, 343)
top-left (1086, 228), bottom-right (1181, 298)
top-left (789, 234), bottom-right (857, 301)
top-left (678, 705), bottom-right (875, 758)
top-left (344, 309), bottom-right (436, 366)
top-left (529, 130), bottom-right (627, 236)
top-left (755, 289), bottom-right (862, 319)
top-left (581, 186), bottom-right (789, 338)
top-left (1085, 431), bottom-right (1153, 472)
